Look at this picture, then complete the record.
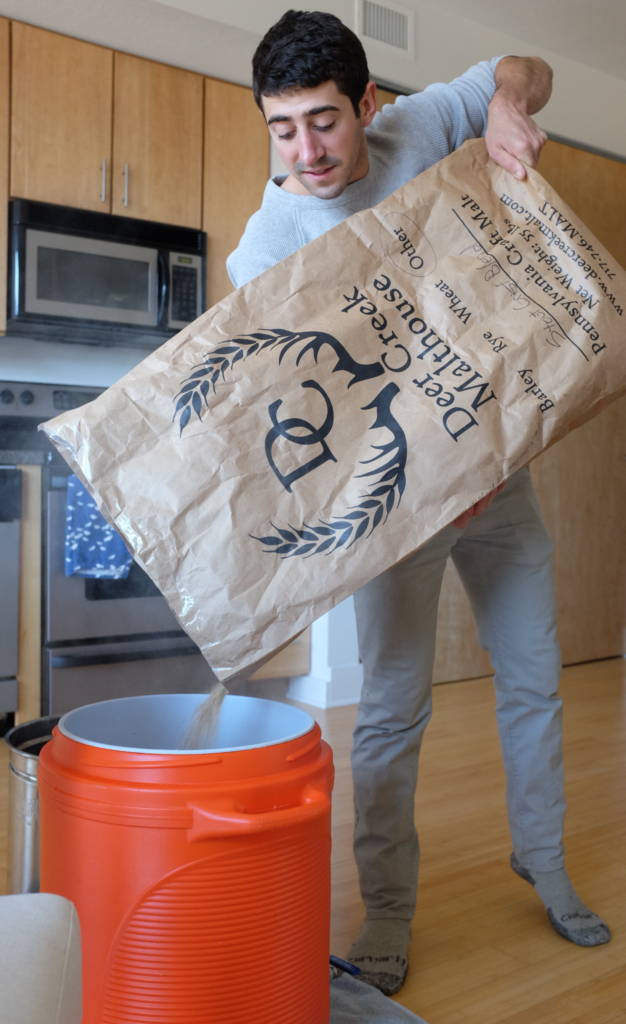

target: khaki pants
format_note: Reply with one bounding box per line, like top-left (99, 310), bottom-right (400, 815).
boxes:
top-left (352, 468), bottom-right (564, 919)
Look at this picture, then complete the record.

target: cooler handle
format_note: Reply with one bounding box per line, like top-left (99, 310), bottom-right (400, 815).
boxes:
top-left (188, 785), bottom-right (330, 841)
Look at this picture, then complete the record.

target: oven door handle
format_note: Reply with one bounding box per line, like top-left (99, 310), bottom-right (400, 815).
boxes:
top-left (51, 645), bottom-right (199, 669)
top-left (157, 250), bottom-right (169, 327)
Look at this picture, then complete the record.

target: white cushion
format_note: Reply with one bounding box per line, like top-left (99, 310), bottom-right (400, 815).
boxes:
top-left (0, 893), bottom-right (82, 1024)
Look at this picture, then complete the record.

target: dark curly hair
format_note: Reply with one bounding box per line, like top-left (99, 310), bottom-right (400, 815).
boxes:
top-left (252, 10), bottom-right (370, 117)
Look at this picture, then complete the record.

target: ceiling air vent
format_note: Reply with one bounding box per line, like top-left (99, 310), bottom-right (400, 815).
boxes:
top-left (357, 1), bottom-right (414, 56)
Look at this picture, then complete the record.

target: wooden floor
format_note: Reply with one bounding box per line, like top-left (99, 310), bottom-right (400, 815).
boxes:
top-left (1, 658), bottom-right (625, 1023)
top-left (318, 657), bottom-right (626, 1024)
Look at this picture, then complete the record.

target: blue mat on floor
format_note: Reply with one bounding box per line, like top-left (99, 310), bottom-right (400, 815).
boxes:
top-left (330, 975), bottom-right (428, 1023)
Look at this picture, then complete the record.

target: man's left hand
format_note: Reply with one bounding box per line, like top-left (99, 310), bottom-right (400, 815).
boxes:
top-left (485, 56), bottom-right (552, 180)
top-left (453, 482), bottom-right (507, 530)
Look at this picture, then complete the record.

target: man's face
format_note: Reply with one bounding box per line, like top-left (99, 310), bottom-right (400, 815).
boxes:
top-left (262, 80), bottom-right (376, 199)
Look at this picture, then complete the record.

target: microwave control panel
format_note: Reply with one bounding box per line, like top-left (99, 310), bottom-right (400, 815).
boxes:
top-left (169, 252), bottom-right (204, 329)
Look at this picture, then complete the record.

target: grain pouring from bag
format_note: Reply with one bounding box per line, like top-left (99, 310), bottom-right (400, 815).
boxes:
top-left (184, 682), bottom-right (228, 748)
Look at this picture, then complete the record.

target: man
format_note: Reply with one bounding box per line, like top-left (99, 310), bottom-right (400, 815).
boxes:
top-left (228, 10), bottom-right (610, 995)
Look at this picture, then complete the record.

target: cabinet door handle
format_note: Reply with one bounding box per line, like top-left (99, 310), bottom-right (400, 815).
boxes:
top-left (123, 163), bottom-right (129, 207)
top-left (101, 158), bottom-right (106, 202)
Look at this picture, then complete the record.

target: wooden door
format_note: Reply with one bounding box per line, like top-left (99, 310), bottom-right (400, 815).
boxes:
top-left (532, 141), bottom-right (626, 664)
top-left (112, 53), bottom-right (203, 228)
top-left (203, 78), bottom-right (269, 307)
top-left (250, 627), bottom-right (311, 680)
top-left (431, 140), bottom-right (626, 682)
top-left (432, 565), bottom-right (491, 684)
top-left (375, 86), bottom-right (400, 111)
top-left (537, 141), bottom-right (626, 271)
top-left (10, 22), bottom-right (113, 211)
top-left (0, 18), bottom-right (9, 333)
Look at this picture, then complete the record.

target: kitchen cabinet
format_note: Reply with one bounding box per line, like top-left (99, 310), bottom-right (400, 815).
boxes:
top-left (10, 23), bottom-right (113, 212)
top-left (11, 28), bottom-right (203, 228)
top-left (111, 53), bottom-right (203, 228)
top-left (0, 17), bottom-right (9, 334)
top-left (203, 78), bottom-right (269, 307)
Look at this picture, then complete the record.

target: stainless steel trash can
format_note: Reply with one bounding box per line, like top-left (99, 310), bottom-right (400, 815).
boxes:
top-left (5, 716), bottom-right (60, 893)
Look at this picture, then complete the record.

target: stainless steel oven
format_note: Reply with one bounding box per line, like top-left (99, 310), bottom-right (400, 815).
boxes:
top-left (0, 380), bottom-right (215, 717)
top-left (7, 200), bottom-right (206, 349)
top-left (0, 468), bottom-right (21, 715)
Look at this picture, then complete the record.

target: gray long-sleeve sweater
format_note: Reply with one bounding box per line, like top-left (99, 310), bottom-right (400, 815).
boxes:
top-left (227, 58), bottom-right (501, 289)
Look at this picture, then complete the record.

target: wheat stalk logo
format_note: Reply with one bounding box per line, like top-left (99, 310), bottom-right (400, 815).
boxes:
top-left (173, 330), bottom-right (407, 557)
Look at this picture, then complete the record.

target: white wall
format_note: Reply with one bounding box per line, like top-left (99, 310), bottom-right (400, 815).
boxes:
top-left (155, 0), bottom-right (626, 159)
top-left (287, 596), bottom-right (363, 708)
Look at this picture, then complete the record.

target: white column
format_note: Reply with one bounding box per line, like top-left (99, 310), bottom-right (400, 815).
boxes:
top-left (287, 596), bottom-right (363, 708)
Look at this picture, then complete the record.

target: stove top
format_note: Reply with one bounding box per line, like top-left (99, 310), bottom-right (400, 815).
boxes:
top-left (0, 381), bottom-right (104, 463)
top-left (0, 381), bottom-right (103, 420)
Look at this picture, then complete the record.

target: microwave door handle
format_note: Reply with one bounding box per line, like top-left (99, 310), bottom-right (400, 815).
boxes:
top-left (157, 251), bottom-right (169, 328)
top-left (11, 218), bottom-right (24, 318)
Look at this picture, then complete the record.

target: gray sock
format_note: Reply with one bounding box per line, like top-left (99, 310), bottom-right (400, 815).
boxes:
top-left (511, 853), bottom-right (610, 946)
top-left (347, 917), bottom-right (411, 996)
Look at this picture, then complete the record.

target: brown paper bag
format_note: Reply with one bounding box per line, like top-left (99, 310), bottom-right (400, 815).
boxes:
top-left (42, 138), bottom-right (626, 682)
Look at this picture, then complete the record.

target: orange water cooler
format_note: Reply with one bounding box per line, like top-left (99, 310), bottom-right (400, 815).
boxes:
top-left (38, 693), bottom-right (334, 1024)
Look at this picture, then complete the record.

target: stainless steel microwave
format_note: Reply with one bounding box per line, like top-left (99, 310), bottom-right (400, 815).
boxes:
top-left (7, 200), bottom-right (207, 349)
